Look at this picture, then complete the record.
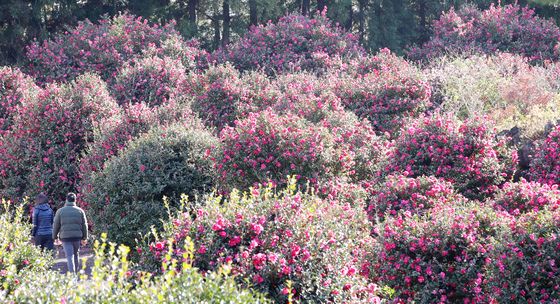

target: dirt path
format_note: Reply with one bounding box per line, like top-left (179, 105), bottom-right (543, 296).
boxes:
top-left (52, 245), bottom-right (94, 275)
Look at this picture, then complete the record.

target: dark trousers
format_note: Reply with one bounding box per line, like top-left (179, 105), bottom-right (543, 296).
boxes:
top-left (35, 234), bottom-right (54, 251)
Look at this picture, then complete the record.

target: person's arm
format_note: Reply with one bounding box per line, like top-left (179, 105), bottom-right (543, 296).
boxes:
top-left (81, 210), bottom-right (89, 241)
top-left (52, 210), bottom-right (60, 240)
top-left (31, 208), bottom-right (38, 237)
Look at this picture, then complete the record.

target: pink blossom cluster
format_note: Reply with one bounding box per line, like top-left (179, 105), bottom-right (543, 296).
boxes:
top-left (211, 11), bottom-right (364, 75)
top-left (371, 202), bottom-right (514, 302)
top-left (386, 114), bottom-right (516, 199)
top-left (0, 67), bottom-right (38, 135)
top-left (215, 109), bottom-right (348, 190)
top-left (408, 4), bottom-right (560, 63)
top-left (333, 50), bottom-right (432, 133)
top-left (147, 183), bottom-right (380, 303)
top-left (529, 125), bottom-right (560, 186)
top-left (25, 13), bottom-right (184, 84)
top-left (110, 54), bottom-right (188, 107)
top-left (0, 74), bottom-right (119, 201)
top-left (367, 174), bottom-right (465, 223)
top-left (487, 207), bottom-right (560, 302)
top-left (491, 179), bottom-right (560, 215)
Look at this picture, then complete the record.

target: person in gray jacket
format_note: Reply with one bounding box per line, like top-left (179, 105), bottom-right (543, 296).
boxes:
top-left (32, 193), bottom-right (54, 250)
top-left (52, 193), bottom-right (88, 273)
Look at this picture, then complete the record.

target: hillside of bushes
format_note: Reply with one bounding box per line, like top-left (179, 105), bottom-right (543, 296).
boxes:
top-left (1, 3), bottom-right (560, 303)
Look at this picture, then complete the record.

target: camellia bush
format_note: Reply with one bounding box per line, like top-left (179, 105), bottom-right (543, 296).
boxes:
top-left (491, 179), bottom-right (560, 215)
top-left (486, 207), bottom-right (560, 302)
top-left (84, 124), bottom-right (218, 246)
top-left (386, 114), bottom-right (516, 199)
top-left (215, 109), bottom-right (350, 190)
top-left (0, 67), bottom-right (39, 134)
top-left (25, 13), bottom-right (181, 84)
top-left (146, 180), bottom-right (380, 303)
top-left (0, 202), bottom-right (52, 296)
top-left (408, 4), bottom-right (560, 63)
top-left (371, 202), bottom-right (513, 302)
top-left (110, 54), bottom-right (188, 107)
top-left (366, 174), bottom-right (465, 223)
top-left (332, 49), bottom-right (432, 134)
top-left (0, 73), bottom-right (119, 201)
top-left (211, 11), bottom-right (364, 75)
top-left (529, 125), bottom-right (560, 186)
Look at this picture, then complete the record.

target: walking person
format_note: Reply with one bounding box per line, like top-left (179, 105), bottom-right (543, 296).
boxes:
top-left (32, 193), bottom-right (54, 251)
top-left (52, 193), bottom-right (88, 273)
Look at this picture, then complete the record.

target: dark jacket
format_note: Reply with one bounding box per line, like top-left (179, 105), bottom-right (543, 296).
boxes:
top-left (32, 203), bottom-right (54, 237)
top-left (52, 201), bottom-right (88, 241)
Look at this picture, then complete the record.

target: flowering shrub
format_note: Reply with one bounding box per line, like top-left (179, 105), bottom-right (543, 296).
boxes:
top-left (0, 67), bottom-right (38, 134)
top-left (3, 234), bottom-right (266, 303)
top-left (332, 50), bottom-right (432, 133)
top-left (386, 114), bottom-right (516, 199)
top-left (0, 201), bottom-right (52, 295)
top-left (486, 207), bottom-right (560, 302)
top-left (491, 179), bottom-right (560, 214)
top-left (215, 109), bottom-right (349, 190)
top-left (84, 124), bottom-right (218, 246)
top-left (212, 12), bottom-right (363, 75)
top-left (529, 125), bottom-right (560, 186)
top-left (190, 64), bottom-right (250, 131)
top-left (146, 180), bottom-right (380, 303)
top-left (371, 202), bottom-right (513, 302)
top-left (0, 74), bottom-right (119, 201)
top-left (367, 174), bottom-right (464, 223)
top-left (408, 4), bottom-right (560, 63)
top-left (426, 53), bottom-right (560, 140)
top-left (79, 101), bottom-right (197, 178)
top-left (25, 13), bottom-right (180, 83)
top-left (110, 54), bottom-right (188, 106)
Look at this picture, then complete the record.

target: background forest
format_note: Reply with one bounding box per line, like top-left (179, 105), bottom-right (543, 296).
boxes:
top-left (2, 0), bottom-right (560, 64)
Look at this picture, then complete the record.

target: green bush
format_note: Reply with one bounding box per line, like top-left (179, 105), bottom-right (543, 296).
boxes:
top-left (4, 234), bottom-right (267, 303)
top-left (0, 201), bottom-right (53, 296)
top-left (83, 124), bottom-right (218, 246)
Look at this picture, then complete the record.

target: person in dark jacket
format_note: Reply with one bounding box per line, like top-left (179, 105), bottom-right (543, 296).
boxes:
top-left (52, 193), bottom-right (88, 273)
top-left (32, 193), bottom-right (54, 251)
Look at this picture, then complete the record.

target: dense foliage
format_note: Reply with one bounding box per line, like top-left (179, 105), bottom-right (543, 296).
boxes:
top-left (83, 124), bottom-right (218, 246)
top-left (530, 125), bottom-right (560, 185)
top-left (212, 12), bottom-right (364, 75)
top-left (386, 114), bottom-right (515, 199)
top-left (409, 4), bottom-right (560, 63)
top-left (371, 202), bottom-right (513, 302)
top-left (1, 3), bottom-right (560, 302)
top-left (0, 202), bottom-right (52, 296)
top-left (146, 181), bottom-right (380, 303)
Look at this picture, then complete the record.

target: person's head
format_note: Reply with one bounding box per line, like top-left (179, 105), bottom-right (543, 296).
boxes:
top-left (35, 193), bottom-right (48, 205)
top-left (66, 192), bottom-right (77, 204)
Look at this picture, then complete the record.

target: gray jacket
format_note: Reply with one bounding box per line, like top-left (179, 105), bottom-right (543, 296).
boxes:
top-left (52, 201), bottom-right (88, 241)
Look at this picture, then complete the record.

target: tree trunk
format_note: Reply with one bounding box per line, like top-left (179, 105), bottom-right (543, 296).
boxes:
top-left (222, 0), bottom-right (230, 46)
top-left (418, 0), bottom-right (428, 42)
top-left (317, 0), bottom-right (327, 13)
top-left (249, 0), bottom-right (258, 26)
top-left (187, 0), bottom-right (198, 33)
top-left (345, 2), bottom-right (353, 30)
top-left (302, 0), bottom-right (311, 15)
top-left (358, 0), bottom-right (368, 43)
top-left (212, 16), bottom-right (221, 49)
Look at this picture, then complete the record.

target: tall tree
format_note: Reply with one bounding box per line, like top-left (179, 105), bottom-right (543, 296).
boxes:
top-left (222, 0), bottom-right (231, 46)
top-left (302, 0), bottom-right (311, 15)
top-left (249, 0), bottom-right (258, 26)
top-left (187, 0), bottom-right (199, 33)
